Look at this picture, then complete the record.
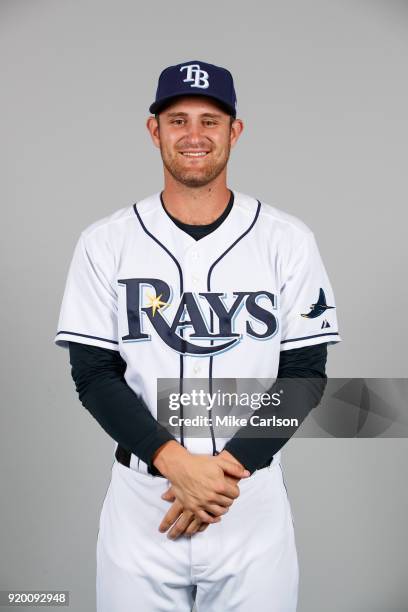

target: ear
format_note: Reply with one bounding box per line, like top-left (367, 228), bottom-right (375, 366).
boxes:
top-left (229, 118), bottom-right (244, 149)
top-left (146, 116), bottom-right (161, 149)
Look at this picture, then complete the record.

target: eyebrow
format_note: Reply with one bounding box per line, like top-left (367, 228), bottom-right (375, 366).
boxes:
top-left (165, 111), bottom-right (224, 119)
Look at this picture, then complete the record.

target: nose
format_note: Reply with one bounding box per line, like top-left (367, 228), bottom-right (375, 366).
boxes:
top-left (185, 119), bottom-right (204, 143)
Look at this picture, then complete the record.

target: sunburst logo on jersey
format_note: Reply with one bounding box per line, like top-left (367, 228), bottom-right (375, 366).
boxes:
top-left (146, 292), bottom-right (168, 316)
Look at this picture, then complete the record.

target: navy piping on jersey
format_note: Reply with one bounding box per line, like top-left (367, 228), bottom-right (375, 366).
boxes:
top-left (56, 330), bottom-right (119, 345)
top-left (132, 202), bottom-right (187, 447)
top-left (206, 200), bottom-right (262, 455)
top-left (281, 332), bottom-right (339, 344)
top-left (132, 203), bottom-right (185, 292)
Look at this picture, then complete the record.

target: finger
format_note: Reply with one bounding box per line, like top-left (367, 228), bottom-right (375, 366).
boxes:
top-left (217, 459), bottom-right (250, 479)
top-left (167, 512), bottom-right (195, 540)
top-left (158, 500), bottom-right (183, 532)
top-left (186, 518), bottom-right (209, 536)
top-left (203, 503), bottom-right (230, 517)
top-left (224, 474), bottom-right (240, 485)
top-left (220, 481), bottom-right (241, 500)
top-left (198, 523), bottom-right (208, 532)
top-left (161, 486), bottom-right (176, 502)
top-left (185, 518), bottom-right (202, 536)
top-left (212, 481), bottom-right (240, 501)
top-left (210, 493), bottom-right (235, 508)
top-left (196, 509), bottom-right (222, 524)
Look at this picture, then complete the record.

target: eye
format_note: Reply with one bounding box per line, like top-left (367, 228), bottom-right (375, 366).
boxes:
top-left (171, 118), bottom-right (185, 125)
top-left (204, 120), bottom-right (216, 127)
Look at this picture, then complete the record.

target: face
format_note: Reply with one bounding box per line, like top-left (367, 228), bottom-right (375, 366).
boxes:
top-left (147, 96), bottom-right (243, 188)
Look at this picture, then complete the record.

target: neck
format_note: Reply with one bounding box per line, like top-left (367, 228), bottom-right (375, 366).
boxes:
top-left (161, 170), bottom-right (231, 225)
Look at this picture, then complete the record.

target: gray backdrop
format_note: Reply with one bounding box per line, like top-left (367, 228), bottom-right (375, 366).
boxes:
top-left (1, 0), bottom-right (407, 610)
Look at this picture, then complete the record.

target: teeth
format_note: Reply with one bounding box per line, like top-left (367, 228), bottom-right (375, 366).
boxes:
top-left (181, 152), bottom-right (207, 157)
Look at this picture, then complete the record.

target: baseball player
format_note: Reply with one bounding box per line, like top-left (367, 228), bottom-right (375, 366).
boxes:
top-left (54, 60), bottom-right (341, 611)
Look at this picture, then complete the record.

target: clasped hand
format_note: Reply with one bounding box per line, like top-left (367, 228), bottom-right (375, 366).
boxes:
top-left (158, 451), bottom-right (250, 540)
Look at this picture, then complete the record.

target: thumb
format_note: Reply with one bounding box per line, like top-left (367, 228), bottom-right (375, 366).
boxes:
top-left (218, 459), bottom-right (251, 479)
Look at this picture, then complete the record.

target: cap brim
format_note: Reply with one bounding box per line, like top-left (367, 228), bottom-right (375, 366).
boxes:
top-left (149, 92), bottom-right (236, 117)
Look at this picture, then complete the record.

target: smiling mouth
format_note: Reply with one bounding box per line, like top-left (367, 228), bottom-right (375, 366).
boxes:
top-left (179, 151), bottom-right (209, 157)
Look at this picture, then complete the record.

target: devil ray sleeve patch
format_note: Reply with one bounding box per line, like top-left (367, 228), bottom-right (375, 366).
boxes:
top-left (279, 231), bottom-right (341, 351)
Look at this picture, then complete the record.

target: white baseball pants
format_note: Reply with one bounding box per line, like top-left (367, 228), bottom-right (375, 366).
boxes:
top-left (96, 458), bottom-right (299, 611)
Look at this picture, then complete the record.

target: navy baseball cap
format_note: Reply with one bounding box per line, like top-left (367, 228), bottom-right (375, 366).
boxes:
top-left (149, 60), bottom-right (237, 118)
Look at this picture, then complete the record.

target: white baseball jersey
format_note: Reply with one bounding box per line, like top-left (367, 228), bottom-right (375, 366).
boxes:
top-left (54, 190), bottom-right (341, 469)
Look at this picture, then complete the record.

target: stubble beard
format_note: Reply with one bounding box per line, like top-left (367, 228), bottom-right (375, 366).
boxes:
top-left (160, 144), bottom-right (231, 188)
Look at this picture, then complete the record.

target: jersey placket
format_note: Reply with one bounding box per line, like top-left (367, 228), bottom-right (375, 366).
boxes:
top-left (181, 243), bottom-right (208, 379)
top-left (179, 241), bottom-right (219, 454)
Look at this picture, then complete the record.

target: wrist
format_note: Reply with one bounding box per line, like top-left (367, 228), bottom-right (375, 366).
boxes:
top-left (152, 440), bottom-right (189, 479)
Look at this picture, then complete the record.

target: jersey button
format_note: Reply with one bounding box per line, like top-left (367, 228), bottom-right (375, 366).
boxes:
top-left (193, 364), bottom-right (201, 374)
top-left (191, 251), bottom-right (199, 260)
top-left (192, 275), bottom-right (199, 285)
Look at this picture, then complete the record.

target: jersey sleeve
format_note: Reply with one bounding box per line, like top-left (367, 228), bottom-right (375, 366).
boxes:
top-left (54, 232), bottom-right (119, 351)
top-left (279, 230), bottom-right (341, 351)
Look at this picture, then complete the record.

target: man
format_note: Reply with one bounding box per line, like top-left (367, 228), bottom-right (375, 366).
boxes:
top-left (54, 60), bottom-right (341, 611)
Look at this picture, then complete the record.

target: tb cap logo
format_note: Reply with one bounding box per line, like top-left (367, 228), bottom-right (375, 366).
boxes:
top-left (180, 63), bottom-right (210, 89)
top-left (149, 60), bottom-right (237, 117)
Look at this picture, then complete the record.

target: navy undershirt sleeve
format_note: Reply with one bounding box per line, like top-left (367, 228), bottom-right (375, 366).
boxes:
top-left (68, 341), bottom-right (175, 470)
top-left (223, 343), bottom-right (328, 473)
top-left (68, 341), bottom-right (327, 473)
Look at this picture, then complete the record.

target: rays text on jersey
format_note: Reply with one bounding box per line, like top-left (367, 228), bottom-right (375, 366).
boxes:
top-left (118, 278), bottom-right (278, 356)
